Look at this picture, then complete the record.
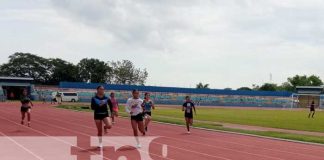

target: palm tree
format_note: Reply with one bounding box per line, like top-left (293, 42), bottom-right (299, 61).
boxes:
top-left (196, 82), bottom-right (209, 89)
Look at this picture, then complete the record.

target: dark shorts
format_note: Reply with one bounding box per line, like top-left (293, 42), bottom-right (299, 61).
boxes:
top-left (144, 111), bottom-right (152, 116)
top-left (131, 113), bottom-right (144, 121)
top-left (310, 107), bottom-right (315, 111)
top-left (185, 112), bottom-right (193, 119)
top-left (94, 113), bottom-right (109, 120)
top-left (21, 106), bottom-right (31, 112)
top-left (112, 111), bottom-right (118, 115)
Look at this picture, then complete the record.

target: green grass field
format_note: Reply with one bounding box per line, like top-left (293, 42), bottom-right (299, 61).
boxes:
top-left (151, 107), bottom-right (324, 133)
top-left (56, 104), bottom-right (324, 144)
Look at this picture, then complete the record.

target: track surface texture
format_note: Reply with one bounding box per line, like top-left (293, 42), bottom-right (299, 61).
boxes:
top-left (1, 102), bottom-right (324, 160)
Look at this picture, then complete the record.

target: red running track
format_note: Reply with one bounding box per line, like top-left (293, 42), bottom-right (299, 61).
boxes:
top-left (1, 102), bottom-right (324, 160)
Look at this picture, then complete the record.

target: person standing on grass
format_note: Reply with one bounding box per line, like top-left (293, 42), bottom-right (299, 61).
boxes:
top-left (308, 100), bottom-right (316, 118)
top-left (141, 92), bottom-right (155, 132)
top-left (108, 92), bottom-right (119, 124)
top-left (182, 96), bottom-right (196, 134)
top-left (91, 85), bottom-right (112, 148)
top-left (126, 89), bottom-right (145, 148)
top-left (20, 89), bottom-right (33, 127)
top-left (56, 92), bottom-right (62, 105)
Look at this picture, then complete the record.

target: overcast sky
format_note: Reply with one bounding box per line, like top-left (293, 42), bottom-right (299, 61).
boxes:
top-left (1, 0), bottom-right (324, 89)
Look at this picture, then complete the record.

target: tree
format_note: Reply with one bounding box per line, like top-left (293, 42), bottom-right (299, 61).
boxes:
top-left (307, 75), bottom-right (323, 86)
top-left (196, 82), bottom-right (209, 89)
top-left (77, 58), bottom-right (112, 83)
top-left (110, 60), bottom-right (148, 85)
top-left (47, 58), bottom-right (80, 85)
top-left (0, 52), bottom-right (51, 84)
top-left (277, 82), bottom-right (294, 92)
top-left (237, 87), bottom-right (252, 91)
top-left (287, 75), bottom-right (323, 90)
top-left (258, 83), bottom-right (278, 91)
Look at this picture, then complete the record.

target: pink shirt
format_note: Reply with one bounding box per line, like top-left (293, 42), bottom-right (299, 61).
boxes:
top-left (110, 97), bottom-right (119, 112)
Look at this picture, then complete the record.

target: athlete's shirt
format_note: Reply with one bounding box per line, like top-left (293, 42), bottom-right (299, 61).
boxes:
top-left (126, 98), bottom-right (143, 116)
top-left (310, 103), bottom-right (315, 109)
top-left (109, 97), bottom-right (119, 112)
top-left (91, 95), bottom-right (109, 115)
top-left (183, 101), bottom-right (195, 114)
top-left (20, 96), bottom-right (31, 106)
top-left (142, 99), bottom-right (154, 112)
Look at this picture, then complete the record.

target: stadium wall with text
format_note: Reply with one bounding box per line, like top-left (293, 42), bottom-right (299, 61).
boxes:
top-left (35, 82), bottom-right (293, 108)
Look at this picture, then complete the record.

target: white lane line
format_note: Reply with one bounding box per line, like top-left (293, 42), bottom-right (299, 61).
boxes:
top-left (0, 131), bottom-right (44, 160)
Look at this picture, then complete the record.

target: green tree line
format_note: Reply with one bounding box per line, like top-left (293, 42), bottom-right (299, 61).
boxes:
top-left (0, 53), bottom-right (148, 85)
top-left (237, 75), bottom-right (323, 92)
top-left (197, 75), bottom-right (323, 92)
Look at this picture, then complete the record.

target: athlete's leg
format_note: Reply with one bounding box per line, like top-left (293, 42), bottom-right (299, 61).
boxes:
top-left (144, 115), bottom-right (151, 131)
top-left (111, 115), bottom-right (115, 123)
top-left (95, 120), bottom-right (103, 147)
top-left (189, 118), bottom-right (193, 126)
top-left (138, 120), bottom-right (145, 136)
top-left (21, 111), bottom-right (25, 125)
top-left (27, 109), bottom-right (31, 127)
top-left (131, 120), bottom-right (138, 137)
top-left (131, 119), bottom-right (141, 147)
top-left (102, 117), bottom-right (112, 134)
top-left (185, 117), bottom-right (190, 132)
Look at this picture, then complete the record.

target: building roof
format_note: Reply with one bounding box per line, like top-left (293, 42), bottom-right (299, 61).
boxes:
top-left (296, 86), bottom-right (324, 89)
top-left (296, 86), bottom-right (323, 95)
top-left (0, 76), bottom-right (34, 81)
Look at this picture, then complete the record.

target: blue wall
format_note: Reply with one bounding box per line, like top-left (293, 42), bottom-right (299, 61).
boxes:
top-left (57, 82), bottom-right (293, 108)
top-left (60, 82), bottom-right (292, 97)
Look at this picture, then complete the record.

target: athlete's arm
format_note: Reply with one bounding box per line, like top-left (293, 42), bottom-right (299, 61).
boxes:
top-left (90, 98), bottom-right (96, 110)
top-left (108, 99), bottom-right (113, 112)
top-left (29, 99), bottom-right (34, 107)
top-left (125, 99), bottom-right (132, 114)
top-left (152, 101), bottom-right (155, 110)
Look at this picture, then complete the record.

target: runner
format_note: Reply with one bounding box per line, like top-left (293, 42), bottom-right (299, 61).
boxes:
top-left (308, 100), bottom-right (316, 118)
top-left (91, 85), bottom-right (112, 148)
top-left (182, 96), bottom-right (196, 134)
top-left (109, 92), bottom-right (119, 124)
top-left (20, 89), bottom-right (33, 127)
top-left (142, 92), bottom-right (155, 132)
top-left (126, 89), bottom-right (145, 148)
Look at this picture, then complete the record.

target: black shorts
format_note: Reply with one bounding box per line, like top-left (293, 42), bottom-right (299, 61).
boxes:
top-left (185, 112), bottom-right (193, 119)
top-left (131, 113), bottom-right (144, 121)
top-left (21, 106), bottom-right (31, 112)
top-left (94, 113), bottom-right (109, 120)
top-left (310, 108), bottom-right (315, 111)
top-left (144, 111), bottom-right (152, 116)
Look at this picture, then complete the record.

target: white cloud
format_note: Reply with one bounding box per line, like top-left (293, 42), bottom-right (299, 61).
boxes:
top-left (1, 0), bottom-right (324, 88)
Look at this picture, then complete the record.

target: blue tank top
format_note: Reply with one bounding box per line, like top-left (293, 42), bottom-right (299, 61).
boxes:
top-left (143, 100), bottom-right (153, 112)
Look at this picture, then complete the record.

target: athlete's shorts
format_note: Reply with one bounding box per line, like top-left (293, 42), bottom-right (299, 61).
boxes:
top-left (310, 107), bottom-right (315, 111)
top-left (144, 111), bottom-right (152, 117)
top-left (21, 106), bottom-right (31, 112)
top-left (131, 113), bottom-right (144, 121)
top-left (112, 111), bottom-right (118, 116)
top-left (94, 112), bottom-right (109, 120)
top-left (185, 112), bottom-right (193, 119)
